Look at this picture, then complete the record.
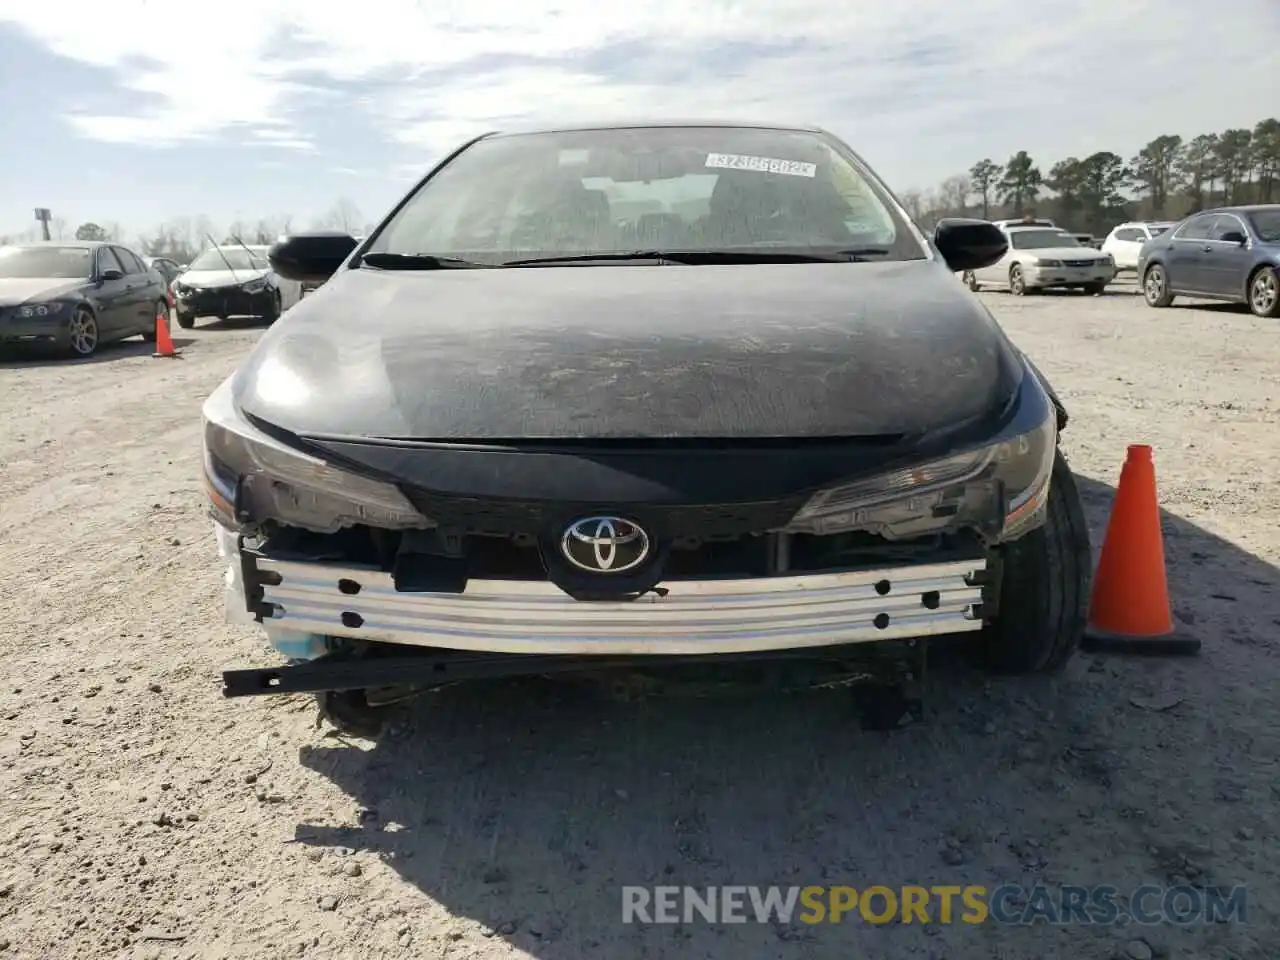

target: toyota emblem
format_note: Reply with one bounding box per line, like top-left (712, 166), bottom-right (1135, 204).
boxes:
top-left (559, 516), bottom-right (651, 574)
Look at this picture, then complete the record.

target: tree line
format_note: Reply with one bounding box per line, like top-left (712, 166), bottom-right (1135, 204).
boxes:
top-left (0, 199), bottom-right (371, 265)
top-left (900, 116), bottom-right (1279, 237)
top-left (6, 119), bottom-right (1279, 255)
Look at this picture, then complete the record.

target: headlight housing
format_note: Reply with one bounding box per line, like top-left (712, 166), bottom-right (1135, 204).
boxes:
top-left (785, 377), bottom-right (1057, 542)
top-left (1032, 258), bottom-right (1063, 268)
top-left (17, 302), bottom-right (65, 318)
top-left (201, 378), bottom-right (431, 534)
top-left (242, 277), bottom-right (268, 294)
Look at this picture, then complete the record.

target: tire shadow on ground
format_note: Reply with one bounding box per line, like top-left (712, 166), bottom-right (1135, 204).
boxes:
top-left (0, 336), bottom-right (196, 369)
top-left (287, 473), bottom-right (1278, 959)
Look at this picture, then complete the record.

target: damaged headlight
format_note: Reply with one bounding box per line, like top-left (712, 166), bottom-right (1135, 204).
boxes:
top-left (785, 376), bottom-right (1057, 541)
top-left (201, 376), bottom-right (431, 534)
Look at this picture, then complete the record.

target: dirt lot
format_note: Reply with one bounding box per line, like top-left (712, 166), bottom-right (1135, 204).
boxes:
top-left (1, 283), bottom-right (1278, 960)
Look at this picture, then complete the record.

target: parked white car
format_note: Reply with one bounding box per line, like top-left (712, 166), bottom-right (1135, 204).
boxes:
top-left (963, 225), bottom-right (1116, 295)
top-left (172, 244), bottom-right (302, 329)
top-left (1101, 221), bottom-right (1175, 272)
top-left (991, 217), bottom-right (1057, 230)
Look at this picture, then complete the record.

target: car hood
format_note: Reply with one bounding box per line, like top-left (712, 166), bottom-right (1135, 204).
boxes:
top-left (0, 277), bottom-right (84, 306)
top-left (232, 260), bottom-right (1023, 441)
top-left (180, 268), bottom-right (267, 288)
top-left (1022, 247), bottom-right (1107, 260)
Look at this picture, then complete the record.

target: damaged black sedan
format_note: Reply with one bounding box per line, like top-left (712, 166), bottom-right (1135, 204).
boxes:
top-left (205, 121), bottom-right (1090, 736)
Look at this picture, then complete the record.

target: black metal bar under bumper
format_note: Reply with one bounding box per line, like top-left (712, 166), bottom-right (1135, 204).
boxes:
top-left (222, 642), bottom-right (927, 698)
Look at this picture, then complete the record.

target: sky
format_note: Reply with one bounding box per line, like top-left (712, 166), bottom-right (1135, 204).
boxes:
top-left (1, 0), bottom-right (1277, 242)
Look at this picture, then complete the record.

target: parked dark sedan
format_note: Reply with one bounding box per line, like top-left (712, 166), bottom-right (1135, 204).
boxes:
top-left (206, 121), bottom-right (1090, 737)
top-left (1138, 205), bottom-right (1280, 317)
top-left (0, 241), bottom-right (170, 357)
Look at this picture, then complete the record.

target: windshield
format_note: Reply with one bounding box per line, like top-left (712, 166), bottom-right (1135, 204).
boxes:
top-left (0, 245), bottom-right (94, 279)
top-left (1247, 210), bottom-right (1280, 242)
top-left (364, 126), bottom-right (925, 264)
top-left (187, 248), bottom-right (268, 271)
top-left (1010, 230), bottom-right (1079, 250)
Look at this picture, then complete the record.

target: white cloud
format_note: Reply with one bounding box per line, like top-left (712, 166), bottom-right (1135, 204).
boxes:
top-left (2, 0), bottom-right (1277, 188)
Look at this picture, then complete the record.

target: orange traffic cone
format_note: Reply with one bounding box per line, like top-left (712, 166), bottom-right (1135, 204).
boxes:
top-left (1080, 444), bottom-right (1200, 655)
top-left (152, 310), bottom-right (181, 358)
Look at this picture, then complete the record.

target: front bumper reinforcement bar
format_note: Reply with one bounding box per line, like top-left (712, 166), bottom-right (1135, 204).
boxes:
top-left (244, 556), bottom-right (990, 657)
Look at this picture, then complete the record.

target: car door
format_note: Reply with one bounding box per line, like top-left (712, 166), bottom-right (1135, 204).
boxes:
top-left (112, 247), bottom-right (157, 333)
top-left (91, 247), bottom-right (132, 335)
top-left (974, 229), bottom-right (1013, 285)
top-left (1164, 214), bottom-right (1218, 293)
top-left (1200, 213), bottom-right (1254, 299)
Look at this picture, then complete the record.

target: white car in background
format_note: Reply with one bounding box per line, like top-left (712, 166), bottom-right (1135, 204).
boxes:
top-left (172, 244), bottom-right (302, 329)
top-left (1101, 221), bottom-right (1175, 272)
top-left (963, 224), bottom-right (1116, 295)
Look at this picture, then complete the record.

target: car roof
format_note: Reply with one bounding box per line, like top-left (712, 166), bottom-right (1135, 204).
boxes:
top-left (1209, 204), bottom-right (1280, 215)
top-left (484, 119), bottom-right (826, 140)
top-left (5, 239), bottom-right (108, 249)
top-left (1005, 224), bottom-right (1067, 231)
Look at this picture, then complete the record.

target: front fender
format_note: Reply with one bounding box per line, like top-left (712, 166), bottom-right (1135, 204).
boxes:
top-left (1020, 353), bottom-right (1068, 431)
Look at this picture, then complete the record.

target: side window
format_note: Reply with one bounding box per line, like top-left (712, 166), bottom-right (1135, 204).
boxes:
top-left (96, 247), bottom-right (125, 275)
top-left (1175, 215), bottom-right (1217, 241)
top-left (1210, 217), bottom-right (1246, 241)
top-left (1114, 228), bottom-right (1142, 242)
top-left (114, 247), bottom-right (147, 274)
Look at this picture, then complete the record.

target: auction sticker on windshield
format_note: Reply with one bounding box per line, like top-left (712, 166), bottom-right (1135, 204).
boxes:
top-left (705, 153), bottom-right (817, 177)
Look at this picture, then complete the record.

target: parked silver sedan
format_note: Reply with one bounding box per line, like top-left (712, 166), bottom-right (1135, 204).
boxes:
top-left (963, 225), bottom-right (1116, 295)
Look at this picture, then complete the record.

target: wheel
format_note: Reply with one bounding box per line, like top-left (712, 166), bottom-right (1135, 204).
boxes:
top-left (1142, 264), bottom-right (1174, 307)
top-left (262, 290), bottom-right (282, 324)
top-left (978, 450), bottom-right (1091, 674)
top-left (314, 689), bottom-right (395, 739)
top-left (176, 312), bottom-right (195, 329)
top-left (1008, 264), bottom-right (1028, 296)
top-left (66, 306), bottom-right (100, 357)
top-left (1248, 266), bottom-right (1280, 318)
top-left (140, 301), bottom-right (169, 341)
top-left (962, 270), bottom-right (980, 292)
top-left (1083, 282), bottom-right (1107, 296)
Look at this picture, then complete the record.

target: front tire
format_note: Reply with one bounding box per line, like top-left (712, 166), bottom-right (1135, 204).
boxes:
top-left (979, 450), bottom-right (1091, 674)
top-left (1143, 264), bottom-right (1174, 307)
top-left (1248, 266), bottom-right (1280, 318)
top-left (262, 290), bottom-right (282, 324)
top-left (1009, 264), bottom-right (1028, 296)
top-left (176, 312), bottom-right (195, 329)
top-left (66, 306), bottom-right (100, 357)
top-left (1083, 282), bottom-right (1107, 296)
top-left (314, 689), bottom-right (396, 739)
top-left (962, 270), bottom-right (980, 292)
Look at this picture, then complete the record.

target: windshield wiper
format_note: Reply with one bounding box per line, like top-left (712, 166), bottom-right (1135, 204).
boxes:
top-left (357, 253), bottom-right (495, 270)
top-left (502, 248), bottom-right (894, 266)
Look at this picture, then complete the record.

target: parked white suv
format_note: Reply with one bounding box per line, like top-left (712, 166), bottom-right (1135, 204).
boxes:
top-left (1102, 222), bottom-right (1174, 272)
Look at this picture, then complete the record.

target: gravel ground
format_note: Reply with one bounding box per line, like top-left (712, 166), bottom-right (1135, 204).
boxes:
top-left (1, 283), bottom-right (1278, 960)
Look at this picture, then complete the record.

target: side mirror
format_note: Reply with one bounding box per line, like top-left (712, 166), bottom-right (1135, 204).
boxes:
top-left (267, 231), bottom-right (359, 284)
top-left (1219, 231), bottom-right (1247, 246)
top-left (99, 268), bottom-right (124, 282)
top-left (934, 218), bottom-right (1008, 273)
